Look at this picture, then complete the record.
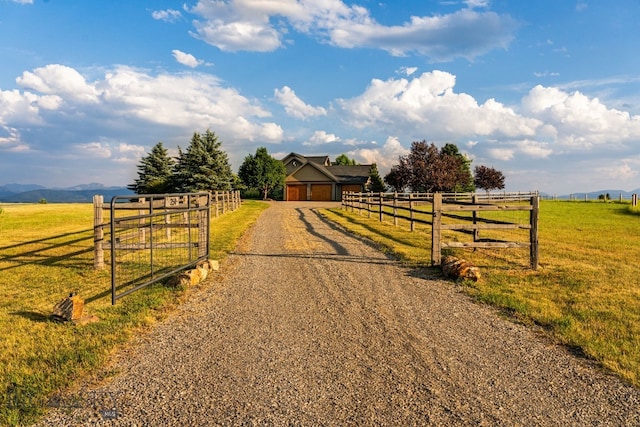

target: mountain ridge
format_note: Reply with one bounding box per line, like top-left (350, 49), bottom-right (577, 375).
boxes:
top-left (0, 183), bottom-right (133, 203)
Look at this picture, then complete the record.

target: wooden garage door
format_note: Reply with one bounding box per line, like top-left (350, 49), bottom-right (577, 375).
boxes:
top-left (286, 184), bottom-right (307, 201)
top-left (311, 184), bottom-right (332, 201)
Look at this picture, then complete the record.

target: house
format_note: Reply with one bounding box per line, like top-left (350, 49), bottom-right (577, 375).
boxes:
top-left (282, 153), bottom-right (371, 201)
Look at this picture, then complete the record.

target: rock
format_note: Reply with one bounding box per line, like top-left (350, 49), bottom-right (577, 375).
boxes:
top-left (52, 292), bottom-right (85, 322)
top-left (197, 259), bottom-right (219, 272)
top-left (52, 293), bottom-right (98, 324)
top-left (167, 259), bottom-right (220, 287)
top-left (442, 256), bottom-right (481, 282)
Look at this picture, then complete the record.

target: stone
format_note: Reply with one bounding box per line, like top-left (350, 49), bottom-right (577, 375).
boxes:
top-left (52, 292), bottom-right (85, 322)
top-left (442, 256), bottom-right (481, 282)
top-left (167, 259), bottom-right (220, 287)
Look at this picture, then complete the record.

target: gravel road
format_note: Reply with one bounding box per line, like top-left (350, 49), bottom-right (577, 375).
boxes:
top-left (38, 202), bottom-right (640, 426)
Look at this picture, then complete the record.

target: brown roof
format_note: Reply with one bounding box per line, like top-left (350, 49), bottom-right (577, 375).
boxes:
top-left (326, 165), bottom-right (371, 184)
top-left (282, 153), bottom-right (371, 184)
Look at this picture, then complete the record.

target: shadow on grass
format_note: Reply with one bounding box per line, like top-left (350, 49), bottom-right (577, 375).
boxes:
top-left (615, 206), bottom-right (640, 217)
top-left (324, 209), bottom-right (430, 250)
top-left (0, 229), bottom-right (95, 272)
top-left (10, 311), bottom-right (51, 323)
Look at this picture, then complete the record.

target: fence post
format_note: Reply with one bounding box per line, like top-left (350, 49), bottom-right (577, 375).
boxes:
top-left (633, 194), bottom-right (638, 207)
top-left (93, 195), bottom-right (104, 269)
top-left (368, 192), bottom-right (372, 219)
top-left (393, 192), bottom-right (398, 226)
top-left (410, 193), bottom-right (415, 232)
top-left (530, 194), bottom-right (539, 269)
top-left (472, 194), bottom-right (479, 243)
top-left (431, 193), bottom-right (442, 265)
top-left (358, 192), bottom-right (363, 215)
top-left (379, 192), bottom-right (384, 222)
top-left (138, 197), bottom-right (146, 244)
top-left (198, 195), bottom-right (208, 258)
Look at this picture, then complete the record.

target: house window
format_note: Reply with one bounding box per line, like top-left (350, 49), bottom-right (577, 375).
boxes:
top-left (292, 161), bottom-right (297, 167)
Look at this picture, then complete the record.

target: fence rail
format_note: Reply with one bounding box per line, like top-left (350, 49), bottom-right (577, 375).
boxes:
top-left (341, 191), bottom-right (539, 269)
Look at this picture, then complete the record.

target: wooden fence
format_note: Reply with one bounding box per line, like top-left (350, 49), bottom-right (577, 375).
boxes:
top-left (341, 191), bottom-right (539, 269)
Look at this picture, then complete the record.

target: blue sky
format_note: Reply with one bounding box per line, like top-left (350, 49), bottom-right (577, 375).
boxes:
top-left (1, 0), bottom-right (640, 194)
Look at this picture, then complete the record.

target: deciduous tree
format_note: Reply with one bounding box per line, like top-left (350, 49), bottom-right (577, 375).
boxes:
top-left (238, 147), bottom-right (286, 200)
top-left (386, 141), bottom-right (474, 193)
top-left (474, 165), bottom-right (506, 192)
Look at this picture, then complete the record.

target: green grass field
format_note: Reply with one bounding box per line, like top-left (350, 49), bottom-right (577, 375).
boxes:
top-left (323, 200), bottom-right (640, 388)
top-left (0, 200), bottom-right (269, 426)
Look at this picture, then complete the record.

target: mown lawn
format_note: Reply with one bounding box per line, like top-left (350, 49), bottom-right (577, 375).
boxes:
top-left (0, 200), bottom-right (269, 426)
top-left (322, 200), bottom-right (640, 388)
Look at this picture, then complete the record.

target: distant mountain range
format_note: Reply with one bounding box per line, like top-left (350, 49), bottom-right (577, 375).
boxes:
top-left (0, 183), bottom-right (133, 203)
top-left (1, 183), bottom-right (638, 203)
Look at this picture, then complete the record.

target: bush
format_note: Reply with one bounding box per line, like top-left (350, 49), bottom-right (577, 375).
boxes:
top-left (240, 188), bottom-right (261, 200)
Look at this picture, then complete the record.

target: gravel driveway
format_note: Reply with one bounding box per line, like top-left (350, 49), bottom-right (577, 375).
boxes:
top-left (38, 202), bottom-right (640, 426)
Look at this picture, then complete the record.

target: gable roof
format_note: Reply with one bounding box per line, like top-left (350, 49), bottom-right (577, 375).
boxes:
top-left (282, 153), bottom-right (371, 185)
top-left (326, 165), bottom-right (371, 184)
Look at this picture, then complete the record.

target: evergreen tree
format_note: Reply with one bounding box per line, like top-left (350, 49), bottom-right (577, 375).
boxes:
top-left (367, 163), bottom-right (386, 192)
top-left (238, 147), bottom-right (286, 200)
top-left (128, 142), bottom-right (175, 194)
top-left (171, 130), bottom-right (235, 192)
top-left (333, 154), bottom-right (357, 165)
top-left (441, 143), bottom-right (475, 192)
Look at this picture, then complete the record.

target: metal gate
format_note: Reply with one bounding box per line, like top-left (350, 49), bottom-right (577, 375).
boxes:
top-left (108, 192), bottom-right (210, 304)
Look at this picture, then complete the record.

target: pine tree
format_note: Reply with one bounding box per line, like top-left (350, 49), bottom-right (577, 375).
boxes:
top-left (333, 154), bottom-right (357, 165)
top-left (441, 143), bottom-right (475, 192)
top-left (367, 163), bottom-right (386, 192)
top-left (128, 142), bottom-right (175, 194)
top-left (172, 130), bottom-right (235, 192)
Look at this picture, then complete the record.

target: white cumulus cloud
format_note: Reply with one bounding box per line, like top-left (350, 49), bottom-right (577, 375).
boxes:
top-left (274, 86), bottom-right (327, 119)
top-left (172, 50), bottom-right (204, 68)
top-left (16, 64), bottom-right (98, 103)
top-left (304, 130), bottom-right (340, 146)
top-left (186, 0), bottom-right (518, 60)
top-left (338, 70), bottom-right (541, 140)
top-left (152, 9), bottom-right (183, 22)
top-left (522, 85), bottom-right (640, 148)
top-left (351, 136), bottom-right (410, 172)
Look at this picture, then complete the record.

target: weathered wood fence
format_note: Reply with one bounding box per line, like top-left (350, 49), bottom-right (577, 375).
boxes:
top-left (341, 191), bottom-right (539, 269)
